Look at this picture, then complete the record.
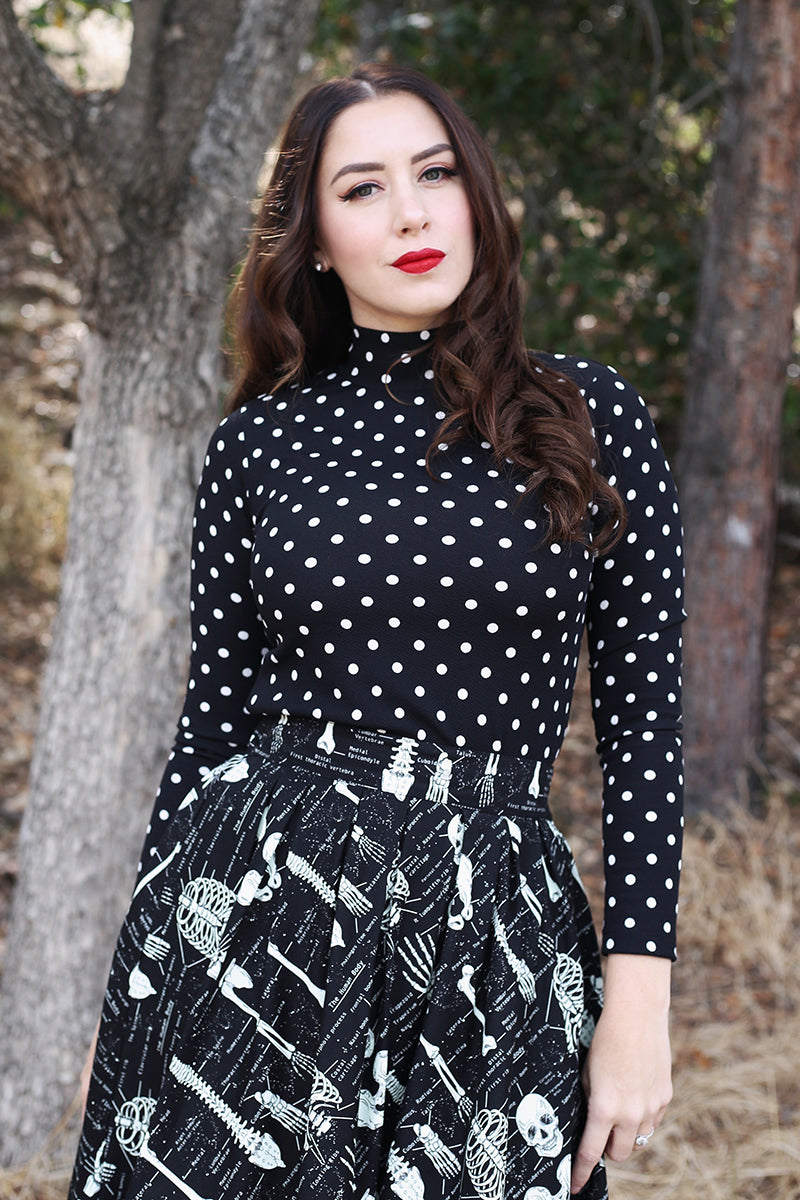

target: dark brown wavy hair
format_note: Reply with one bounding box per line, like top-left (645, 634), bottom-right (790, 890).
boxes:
top-left (226, 62), bottom-right (625, 548)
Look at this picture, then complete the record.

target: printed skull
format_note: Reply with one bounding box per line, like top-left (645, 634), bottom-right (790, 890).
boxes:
top-left (515, 1093), bottom-right (563, 1158)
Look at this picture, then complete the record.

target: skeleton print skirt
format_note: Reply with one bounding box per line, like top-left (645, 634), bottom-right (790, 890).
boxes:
top-left (70, 715), bottom-right (607, 1200)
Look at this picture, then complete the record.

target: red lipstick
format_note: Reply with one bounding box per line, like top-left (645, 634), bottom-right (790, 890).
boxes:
top-left (391, 248), bottom-right (445, 274)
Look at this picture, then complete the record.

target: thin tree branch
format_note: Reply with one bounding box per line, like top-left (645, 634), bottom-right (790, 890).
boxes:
top-left (185, 0), bottom-right (322, 265)
top-left (632, 0), bottom-right (664, 108)
top-left (0, 0), bottom-right (123, 283)
top-left (105, 0), bottom-right (170, 182)
top-left (677, 77), bottom-right (724, 118)
top-left (625, 0), bottom-right (664, 174)
top-left (0, 0), bottom-right (80, 208)
top-left (682, 0), bottom-right (698, 71)
top-left (104, 0), bottom-right (247, 222)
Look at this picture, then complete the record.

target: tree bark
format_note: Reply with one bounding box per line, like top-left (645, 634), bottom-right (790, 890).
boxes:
top-left (678, 0), bottom-right (800, 813)
top-left (0, 0), bottom-right (321, 1163)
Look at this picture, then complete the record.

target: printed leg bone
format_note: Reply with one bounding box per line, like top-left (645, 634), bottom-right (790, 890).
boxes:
top-left (457, 965), bottom-right (498, 1055)
top-left (419, 1035), bottom-right (471, 1114)
top-left (267, 940), bottom-right (326, 1006)
top-left (219, 961), bottom-right (314, 1075)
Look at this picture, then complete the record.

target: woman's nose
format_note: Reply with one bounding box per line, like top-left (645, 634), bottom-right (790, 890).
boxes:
top-left (392, 189), bottom-right (429, 235)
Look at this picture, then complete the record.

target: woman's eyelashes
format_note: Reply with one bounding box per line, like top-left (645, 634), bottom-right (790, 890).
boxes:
top-left (419, 164), bottom-right (458, 183)
top-left (339, 164), bottom-right (459, 202)
top-left (341, 181), bottom-right (381, 201)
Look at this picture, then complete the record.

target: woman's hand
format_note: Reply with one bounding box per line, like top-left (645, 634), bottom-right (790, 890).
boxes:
top-left (571, 954), bottom-right (672, 1194)
top-left (79, 1021), bottom-right (100, 1119)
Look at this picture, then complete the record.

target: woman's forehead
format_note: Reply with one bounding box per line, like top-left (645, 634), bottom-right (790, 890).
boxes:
top-left (319, 94), bottom-right (451, 178)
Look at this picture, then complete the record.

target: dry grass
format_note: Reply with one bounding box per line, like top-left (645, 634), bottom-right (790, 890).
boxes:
top-left (0, 791), bottom-right (798, 1199)
top-left (0, 1102), bottom-right (79, 1200)
top-left (608, 789), bottom-right (800, 1200)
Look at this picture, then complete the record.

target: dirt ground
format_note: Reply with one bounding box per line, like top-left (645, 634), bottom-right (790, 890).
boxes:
top-left (1, 213), bottom-right (800, 1199)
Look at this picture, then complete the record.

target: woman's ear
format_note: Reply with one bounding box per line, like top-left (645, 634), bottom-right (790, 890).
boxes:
top-left (313, 253), bottom-right (330, 273)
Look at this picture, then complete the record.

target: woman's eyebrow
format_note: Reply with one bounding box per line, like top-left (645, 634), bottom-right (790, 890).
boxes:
top-left (329, 143), bottom-right (454, 186)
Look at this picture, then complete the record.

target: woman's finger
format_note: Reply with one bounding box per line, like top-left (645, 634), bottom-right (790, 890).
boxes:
top-left (570, 1110), bottom-right (613, 1193)
top-left (79, 1022), bottom-right (100, 1119)
top-left (603, 1120), bottom-right (641, 1163)
top-left (573, 1109), bottom-right (661, 1192)
top-left (633, 1122), bottom-right (657, 1149)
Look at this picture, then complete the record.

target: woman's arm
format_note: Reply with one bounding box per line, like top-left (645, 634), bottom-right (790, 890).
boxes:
top-left (575, 358), bottom-right (686, 961)
top-left (549, 357), bottom-right (686, 1190)
top-left (134, 405), bottom-right (268, 879)
top-left (79, 1020), bottom-right (100, 1118)
top-left (571, 954), bottom-right (672, 1192)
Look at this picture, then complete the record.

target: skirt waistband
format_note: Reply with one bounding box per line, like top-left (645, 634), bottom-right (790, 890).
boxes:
top-left (251, 714), bottom-right (554, 819)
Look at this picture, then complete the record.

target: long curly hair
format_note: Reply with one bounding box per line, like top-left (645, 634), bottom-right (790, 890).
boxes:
top-left (226, 62), bottom-right (625, 548)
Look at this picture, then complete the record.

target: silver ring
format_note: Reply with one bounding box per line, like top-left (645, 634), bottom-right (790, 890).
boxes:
top-left (634, 1127), bottom-right (655, 1147)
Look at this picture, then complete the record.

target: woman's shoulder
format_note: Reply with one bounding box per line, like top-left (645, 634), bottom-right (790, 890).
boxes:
top-left (200, 393), bottom-right (277, 473)
top-left (531, 351), bottom-right (650, 422)
top-left (217, 392), bottom-right (274, 432)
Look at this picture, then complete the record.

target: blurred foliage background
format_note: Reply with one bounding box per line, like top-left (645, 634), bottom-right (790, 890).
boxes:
top-left (9, 0), bottom-right (800, 468)
top-left (314, 0), bottom-right (800, 470)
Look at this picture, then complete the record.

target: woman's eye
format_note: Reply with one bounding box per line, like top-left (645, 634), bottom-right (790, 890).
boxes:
top-left (420, 165), bottom-right (456, 183)
top-left (342, 182), bottom-right (378, 201)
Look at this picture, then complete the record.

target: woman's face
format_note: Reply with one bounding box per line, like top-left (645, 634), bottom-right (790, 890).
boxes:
top-left (314, 93), bottom-right (475, 332)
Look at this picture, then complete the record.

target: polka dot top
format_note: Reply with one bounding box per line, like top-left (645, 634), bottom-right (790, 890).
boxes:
top-left (144, 326), bottom-right (686, 958)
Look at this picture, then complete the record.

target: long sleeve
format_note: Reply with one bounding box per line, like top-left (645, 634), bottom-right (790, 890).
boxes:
top-left (136, 407), bottom-right (268, 877)
top-left (558, 357), bottom-right (686, 958)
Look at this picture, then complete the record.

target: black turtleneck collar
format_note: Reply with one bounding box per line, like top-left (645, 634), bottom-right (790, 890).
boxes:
top-left (342, 326), bottom-right (436, 388)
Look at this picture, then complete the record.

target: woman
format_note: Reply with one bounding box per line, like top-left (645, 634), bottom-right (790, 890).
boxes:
top-left (71, 62), bottom-right (684, 1200)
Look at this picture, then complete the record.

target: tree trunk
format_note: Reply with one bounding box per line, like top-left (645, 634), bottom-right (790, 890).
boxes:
top-left (0, 0), bottom-right (320, 1163)
top-left (678, 0), bottom-right (800, 814)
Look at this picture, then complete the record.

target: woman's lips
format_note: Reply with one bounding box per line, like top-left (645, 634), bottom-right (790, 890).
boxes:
top-left (391, 249), bottom-right (445, 274)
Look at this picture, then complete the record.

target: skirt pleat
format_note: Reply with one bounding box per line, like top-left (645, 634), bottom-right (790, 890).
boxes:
top-left (70, 715), bottom-right (607, 1200)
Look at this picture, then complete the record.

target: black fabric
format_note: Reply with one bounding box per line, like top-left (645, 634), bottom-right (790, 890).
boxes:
top-left (71, 716), bottom-right (607, 1200)
top-left (140, 327), bottom-right (685, 957)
